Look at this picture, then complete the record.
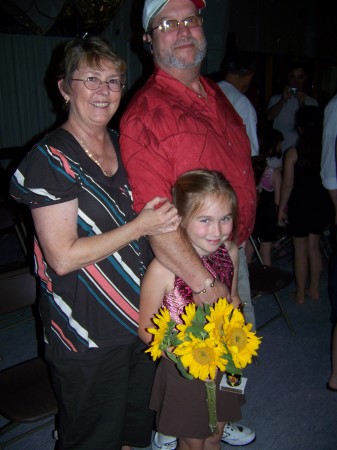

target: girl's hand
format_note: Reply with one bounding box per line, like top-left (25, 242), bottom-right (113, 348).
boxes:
top-left (231, 295), bottom-right (242, 309)
top-left (134, 197), bottom-right (180, 236)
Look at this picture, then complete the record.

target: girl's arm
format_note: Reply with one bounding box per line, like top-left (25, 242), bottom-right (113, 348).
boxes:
top-left (32, 196), bottom-right (179, 276)
top-left (278, 147), bottom-right (297, 225)
top-left (226, 241), bottom-right (241, 309)
top-left (138, 258), bottom-right (174, 345)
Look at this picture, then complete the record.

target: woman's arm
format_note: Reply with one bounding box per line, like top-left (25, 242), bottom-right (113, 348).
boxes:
top-left (278, 148), bottom-right (297, 225)
top-left (32, 196), bottom-right (179, 276)
top-left (273, 167), bottom-right (283, 206)
top-left (138, 258), bottom-right (174, 345)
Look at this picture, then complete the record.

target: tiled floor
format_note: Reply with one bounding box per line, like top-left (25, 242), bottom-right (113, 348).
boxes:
top-left (1, 233), bottom-right (337, 449)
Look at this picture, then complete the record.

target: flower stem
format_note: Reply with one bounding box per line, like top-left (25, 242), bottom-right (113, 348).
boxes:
top-left (205, 380), bottom-right (219, 435)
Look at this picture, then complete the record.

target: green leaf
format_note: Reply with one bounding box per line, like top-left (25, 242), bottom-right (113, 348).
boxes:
top-left (171, 334), bottom-right (183, 347)
top-left (194, 306), bottom-right (206, 324)
top-left (225, 359), bottom-right (242, 376)
top-left (204, 303), bottom-right (211, 315)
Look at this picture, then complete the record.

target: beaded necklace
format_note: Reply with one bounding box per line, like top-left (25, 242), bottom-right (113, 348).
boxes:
top-left (79, 139), bottom-right (110, 177)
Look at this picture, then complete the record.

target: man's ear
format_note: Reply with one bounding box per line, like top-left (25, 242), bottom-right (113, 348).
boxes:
top-left (143, 33), bottom-right (153, 53)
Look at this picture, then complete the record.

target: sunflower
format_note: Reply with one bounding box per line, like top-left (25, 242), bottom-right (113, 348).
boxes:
top-left (173, 335), bottom-right (227, 381)
top-left (223, 308), bottom-right (262, 368)
top-left (176, 302), bottom-right (197, 340)
top-left (204, 297), bottom-right (233, 342)
top-left (146, 307), bottom-right (175, 361)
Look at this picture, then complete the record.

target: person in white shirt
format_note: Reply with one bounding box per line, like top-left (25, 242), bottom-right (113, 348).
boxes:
top-left (321, 93), bottom-right (337, 392)
top-left (266, 63), bottom-right (318, 157)
top-left (321, 93), bottom-right (337, 216)
top-left (218, 51), bottom-right (259, 156)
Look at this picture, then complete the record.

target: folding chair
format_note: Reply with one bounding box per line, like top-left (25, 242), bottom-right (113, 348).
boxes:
top-left (248, 236), bottom-right (296, 336)
top-left (0, 268), bottom-right (58, 448)
top-left (0, 358), bottom-right (58, 448)
top-left (0, 267), bottom-right (36, 332)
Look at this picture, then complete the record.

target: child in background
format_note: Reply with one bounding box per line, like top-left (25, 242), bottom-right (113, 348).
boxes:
top-left (246, 128), bottom-right (284, 266)
top-left (139, 170), bottom-right (244, 450)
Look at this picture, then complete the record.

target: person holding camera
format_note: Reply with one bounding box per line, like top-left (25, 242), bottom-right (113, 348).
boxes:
top-left (266, 63), bottom-right (318, 162)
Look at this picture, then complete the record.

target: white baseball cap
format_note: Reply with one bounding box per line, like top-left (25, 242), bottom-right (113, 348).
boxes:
top-left (142, 0), bottom-right (206, 31)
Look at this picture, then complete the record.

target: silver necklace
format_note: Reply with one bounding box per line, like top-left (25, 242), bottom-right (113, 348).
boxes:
top-left (79, 139), bottom-right (110, 177)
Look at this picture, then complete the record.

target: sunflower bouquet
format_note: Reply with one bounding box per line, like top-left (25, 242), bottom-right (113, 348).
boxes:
top-left (145, 297), bottom-right (262, 434)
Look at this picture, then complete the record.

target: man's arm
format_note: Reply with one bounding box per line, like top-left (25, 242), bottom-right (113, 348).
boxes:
top-left (149, 230), bottom-right (231, 305)
top-left (266, 88), bottom-right (292, 121)
top-left (120, 99), bottom-right (231, 304)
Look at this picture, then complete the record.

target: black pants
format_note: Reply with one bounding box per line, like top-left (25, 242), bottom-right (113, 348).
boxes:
top-left (45, 339), bottom-right (156, 450)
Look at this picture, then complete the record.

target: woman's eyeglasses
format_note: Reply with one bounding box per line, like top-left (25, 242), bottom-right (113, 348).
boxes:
top-left (71, 76), bottom-right (126, 92)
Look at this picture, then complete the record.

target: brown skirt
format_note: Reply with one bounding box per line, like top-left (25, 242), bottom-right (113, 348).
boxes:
top-left (149, 358), bottom-right (245, 439)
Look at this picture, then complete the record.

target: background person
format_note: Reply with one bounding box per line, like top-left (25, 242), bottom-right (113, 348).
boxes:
top-left (278, 106), bottom-right (330, 304)
top-left (120, 0), bottom-right (256, 447)
top-left (246, 128), bottom-right (283, 266)
top-left (266, 63), bottom-right (318, 159)
top-left (10, 36), bottom-right (179, 450)
top-left (217, 50), bottom-right (259, 157)
top-left (321, 92), bottom-right (337, 391)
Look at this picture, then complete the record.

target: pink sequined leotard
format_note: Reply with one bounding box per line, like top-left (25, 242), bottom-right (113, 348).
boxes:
top-left (162, 244), bottom-right (234, 324)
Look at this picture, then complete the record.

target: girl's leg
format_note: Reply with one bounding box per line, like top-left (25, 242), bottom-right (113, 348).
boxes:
top-left (292, 236), bottom-right (309, 304)
top-left (204, 422), bottom-right (224, 450)
top-left (306, 233), bottom-right (323, 299)
top-left (177, 437), bottom-right (205, 450)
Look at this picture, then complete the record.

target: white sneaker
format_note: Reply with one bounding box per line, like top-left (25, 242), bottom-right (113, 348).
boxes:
top-left (151, 432), bottom-right (177, 450)
top-left (221, 422), bottom-right (256, 446)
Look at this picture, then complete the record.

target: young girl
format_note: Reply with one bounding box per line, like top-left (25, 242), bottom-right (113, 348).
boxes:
top-left (139, 170), bottom-right (244, 450)
top-left (246, 128), bottom-right (284, 265)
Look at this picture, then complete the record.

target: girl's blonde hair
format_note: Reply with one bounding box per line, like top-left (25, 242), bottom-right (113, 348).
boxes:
top-left (173, 169), bottom-right (238, 241)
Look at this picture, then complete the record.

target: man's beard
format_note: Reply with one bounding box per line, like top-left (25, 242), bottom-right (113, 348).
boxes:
top-left (154, 37), bottom-right (207, 69)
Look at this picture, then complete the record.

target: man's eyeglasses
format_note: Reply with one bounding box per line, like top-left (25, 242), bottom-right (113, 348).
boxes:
top-left (150, 14), bottom-right (203, 33)
top-left (71, 76), bottom-right (126, 92)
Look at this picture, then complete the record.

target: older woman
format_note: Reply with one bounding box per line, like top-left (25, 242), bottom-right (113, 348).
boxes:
top-left (10, 36), bottom-right (179, 449)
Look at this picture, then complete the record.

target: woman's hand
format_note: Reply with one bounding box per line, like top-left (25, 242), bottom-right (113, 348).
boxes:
top-left (277, 209), bottom-right (288, 227)
top-left (134, 197), bottom-right (180, 236)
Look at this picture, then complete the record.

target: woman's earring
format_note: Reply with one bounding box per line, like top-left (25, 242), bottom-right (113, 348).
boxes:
top-left (64, 98), bottom-right (69, 104)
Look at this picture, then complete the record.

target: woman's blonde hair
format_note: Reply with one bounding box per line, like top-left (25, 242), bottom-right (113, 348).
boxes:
top-left (173, 169), bottom-right (238, 241)
top-left (58, 35), bottom-right (127, 95)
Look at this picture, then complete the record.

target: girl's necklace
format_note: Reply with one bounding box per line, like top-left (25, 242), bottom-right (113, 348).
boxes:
top-left (79, 139), bottom-right (110, 177)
